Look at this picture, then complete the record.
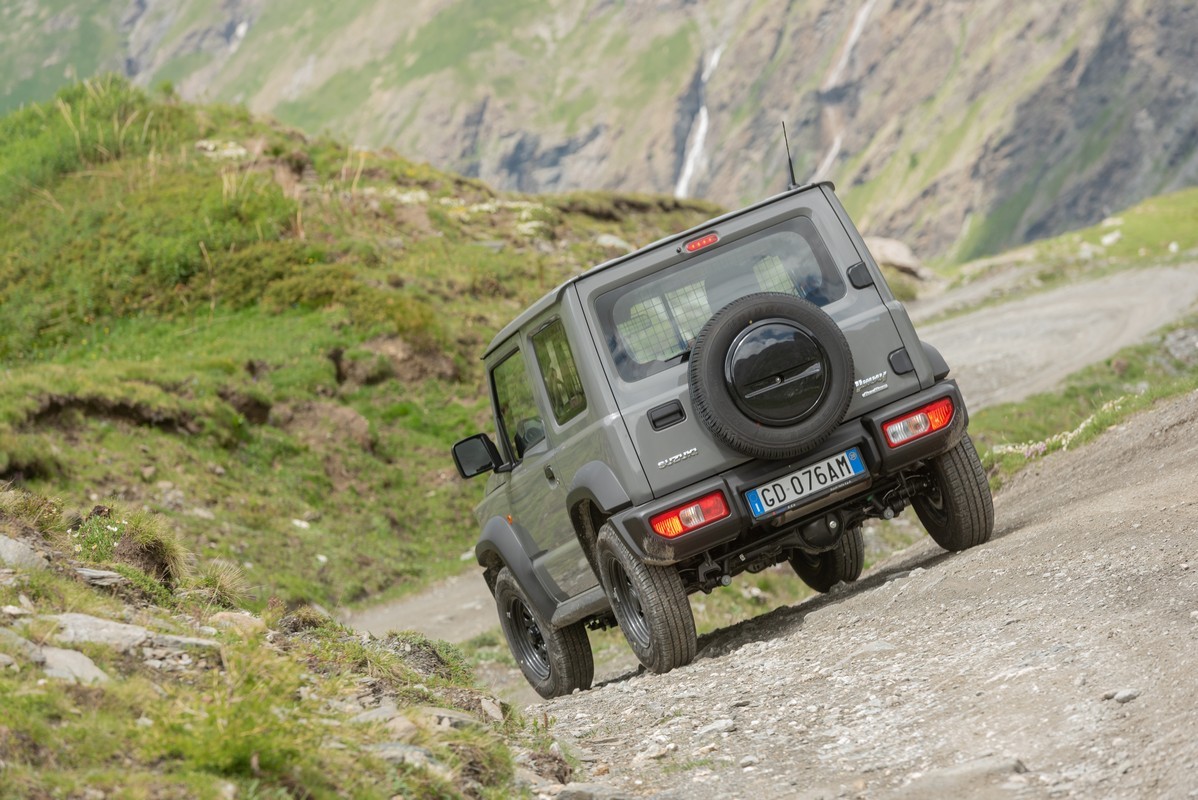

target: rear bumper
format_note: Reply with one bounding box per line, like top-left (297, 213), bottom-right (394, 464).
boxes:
top-left (610, 380), bottom-right (968, 564)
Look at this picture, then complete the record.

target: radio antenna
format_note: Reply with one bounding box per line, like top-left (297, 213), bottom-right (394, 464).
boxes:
top-left (782, 121), bottom-right (799, 190)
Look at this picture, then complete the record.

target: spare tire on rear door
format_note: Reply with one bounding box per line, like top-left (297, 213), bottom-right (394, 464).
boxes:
top-left (688, 292), bottom-right (853, 460)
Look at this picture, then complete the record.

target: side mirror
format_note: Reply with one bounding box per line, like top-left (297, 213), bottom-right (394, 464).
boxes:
top-left (452, 434), bottom-right (502, 479)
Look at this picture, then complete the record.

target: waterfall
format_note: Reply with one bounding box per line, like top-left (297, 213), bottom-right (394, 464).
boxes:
top-left (826, 0), bottom-right (879, 90)
top-left (813, 0), bottom-right (879, 181)
top-left (674, 45), bottom-right (725, 198)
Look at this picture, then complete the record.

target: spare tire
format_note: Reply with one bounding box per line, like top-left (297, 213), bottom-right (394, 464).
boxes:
top-left (688, 292), bottom-right (853, 460)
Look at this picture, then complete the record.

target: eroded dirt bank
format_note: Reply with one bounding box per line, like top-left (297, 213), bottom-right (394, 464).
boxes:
top-left (534, 390), bottom-right (1198, 798)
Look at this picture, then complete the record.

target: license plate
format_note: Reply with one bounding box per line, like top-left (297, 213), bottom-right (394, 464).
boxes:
top-left (745, 447), bottom-right (866, 518)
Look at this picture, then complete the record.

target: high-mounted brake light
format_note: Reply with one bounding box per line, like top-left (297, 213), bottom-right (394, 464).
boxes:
top-left (882, 397), bottom-right (955, 447)
top-left (650, 491), bottom-right (730, 538)
top-left (684, 232), bottom-right (720, 253)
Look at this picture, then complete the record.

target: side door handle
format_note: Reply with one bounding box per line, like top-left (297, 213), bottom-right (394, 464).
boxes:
top-left (543, 464), bottom-right (557, 484)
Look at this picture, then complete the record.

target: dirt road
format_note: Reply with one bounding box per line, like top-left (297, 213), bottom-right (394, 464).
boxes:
top-left (340, 264), bottom-right (1198, 650)
top-left (340, 570), bottom-right (495, 642)
top-left (536, 389), bottom-right (1198, 798)
top-left (916, 265), bottom-right (1198, 408)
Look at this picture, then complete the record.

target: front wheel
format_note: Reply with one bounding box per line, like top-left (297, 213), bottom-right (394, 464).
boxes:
top-left (789, 525), bottom-right (865, 593)
top-left (595, 523), bottom-right (696, 674)
top-left (494, 568), bottom-right (593, 698)
top-left (913, 433), bottom-right (994, 552)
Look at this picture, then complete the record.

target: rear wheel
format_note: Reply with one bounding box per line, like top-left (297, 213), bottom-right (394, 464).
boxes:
top-left (494, 568), bottom-right (593, 698)
top-left (595, 523), bottom-right (696, 674)
top-left (913, 433), bottom-right (994, 552)
top-left (789, 525), bottom-right (865, 593)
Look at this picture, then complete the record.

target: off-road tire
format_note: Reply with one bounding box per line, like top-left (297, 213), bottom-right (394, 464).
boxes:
top-left (789, 525), bottom-right (865, 593)
top-left (913, 433), bottom-right (994, 552)
top-left (494, 567), bottom-right (593, 698)
top-left (689, 292), bottom-right (854, 460)
top-left (595, 523), bottom-right (696, 673)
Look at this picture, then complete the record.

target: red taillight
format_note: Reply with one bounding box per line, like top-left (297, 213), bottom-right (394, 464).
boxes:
top-left (684, 232), bottom-right (719, 253)
top-left (882, 397), bottom-right (954, 447)
top-left (650, 491), bottom-right (730, 538)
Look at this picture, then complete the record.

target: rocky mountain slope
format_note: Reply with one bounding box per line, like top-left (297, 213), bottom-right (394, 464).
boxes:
top-left (4, 0), bottom-right (1197, 260)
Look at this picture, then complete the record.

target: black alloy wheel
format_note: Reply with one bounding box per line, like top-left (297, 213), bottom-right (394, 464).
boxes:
top-left (606, 558), bottom-right (651, 646)
top-left (494, 567), bottom-right (594, 698)
top-left (506, 594), bottom-right (550, 680)
top-left (595, 523), bottom-right (696, 674)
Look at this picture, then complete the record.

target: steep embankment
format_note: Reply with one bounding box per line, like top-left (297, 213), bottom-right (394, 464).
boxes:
top-left (5, 0), bottom-right (1197, 260)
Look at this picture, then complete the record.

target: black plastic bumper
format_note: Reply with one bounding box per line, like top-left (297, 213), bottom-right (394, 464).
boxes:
top-left (611, 380), bottom-right (968, 565)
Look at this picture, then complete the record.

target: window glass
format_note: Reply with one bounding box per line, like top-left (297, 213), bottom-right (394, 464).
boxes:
top-left (491, 350), bottom-right (544, 462)
top-left (597, 216), bottom-right (845, 381)
top-left (532, 320), bottom-right (587, 425)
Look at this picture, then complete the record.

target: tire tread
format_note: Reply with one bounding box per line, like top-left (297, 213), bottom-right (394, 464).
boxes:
top-left (790, 525), bottom-right (864, 592)
top-left (596, 524), bottom-right (696, 674)
top-left (914, 434), bottom-right (994, 552)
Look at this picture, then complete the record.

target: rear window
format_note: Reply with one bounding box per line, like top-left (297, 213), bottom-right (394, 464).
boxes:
top-left (596, 216), bottom-right (845, 381)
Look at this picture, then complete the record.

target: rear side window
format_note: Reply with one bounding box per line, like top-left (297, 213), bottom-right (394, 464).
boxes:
top-left (532, 320), bottom-right (587, 425)
top-left (596, 216), bottom-right (844, 381)
top-left (491, 350), bottom-right (544, 462)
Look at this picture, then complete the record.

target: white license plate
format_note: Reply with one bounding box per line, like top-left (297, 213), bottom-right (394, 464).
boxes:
top-left (745, 447), bottom-right (866, 518)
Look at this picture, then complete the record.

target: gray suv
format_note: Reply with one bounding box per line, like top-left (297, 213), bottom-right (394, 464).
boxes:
top-left (452, 182), bottom-right (993, 698)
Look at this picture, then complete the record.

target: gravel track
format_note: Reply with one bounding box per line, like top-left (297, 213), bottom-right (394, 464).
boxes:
top-left (344, 263), bottom-right (1198, 796)
top-left (535, 389), bottom-right (1198, 798)
top-left (914, 265), bottom-right (1198, 408)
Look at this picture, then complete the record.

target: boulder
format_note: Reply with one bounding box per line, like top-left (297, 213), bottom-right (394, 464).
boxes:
top-left (41, 646), bottom-right (109, 684)
top-left (864, 236), bottom-right (934, 280)
top-left (0, 535), bottom-right (48, 570)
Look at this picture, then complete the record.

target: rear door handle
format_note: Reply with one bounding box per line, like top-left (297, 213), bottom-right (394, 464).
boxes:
top-left (543, 465), bottom-right (557, 484)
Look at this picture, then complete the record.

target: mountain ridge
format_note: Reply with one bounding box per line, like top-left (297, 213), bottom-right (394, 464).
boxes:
top-left (2, 1), bottom-right (1196, 258)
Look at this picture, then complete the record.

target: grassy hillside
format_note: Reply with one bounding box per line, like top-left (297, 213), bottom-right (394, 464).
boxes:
top-left (0, 76), bottom-right (720, 610)
top-left (0, 486), bottom-right (553, 799)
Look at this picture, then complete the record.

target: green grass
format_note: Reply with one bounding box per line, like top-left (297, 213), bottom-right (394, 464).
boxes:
top-left (0, 78), bottom-right (721, 612)
top-left (623, 26), bottom-right (697, 106)
top-left (399, 0), bottom-right (548, 82)
top-left (0, 486), bottom-right (548, 798)
top-left (0, 1), bottom-right (122, 114)
top-left (970, 315), bottom-right (1198, 488)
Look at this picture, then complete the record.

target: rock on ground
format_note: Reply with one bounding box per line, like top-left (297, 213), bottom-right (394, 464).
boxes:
top-left (0, 535), bottom-right (48, 570)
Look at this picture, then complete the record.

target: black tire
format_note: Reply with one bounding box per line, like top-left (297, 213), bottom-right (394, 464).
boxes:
top-left (789, 525), bottom-right (865, 593)
top-left (595, 523), bottom-right (696, 674)
top-left (688, 292), bottom-right (853, 460)
top-left (912, 433), bottom-right (994, 552)
top-left (494, 567), bottom-right (593, 698)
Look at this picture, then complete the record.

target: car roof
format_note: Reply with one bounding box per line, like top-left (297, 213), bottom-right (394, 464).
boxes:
top-left (482, 180), bottom-right (832, 358)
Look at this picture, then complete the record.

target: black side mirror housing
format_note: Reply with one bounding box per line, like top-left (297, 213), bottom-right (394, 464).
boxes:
top-left (452, 433), bottom-right (502, 479)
